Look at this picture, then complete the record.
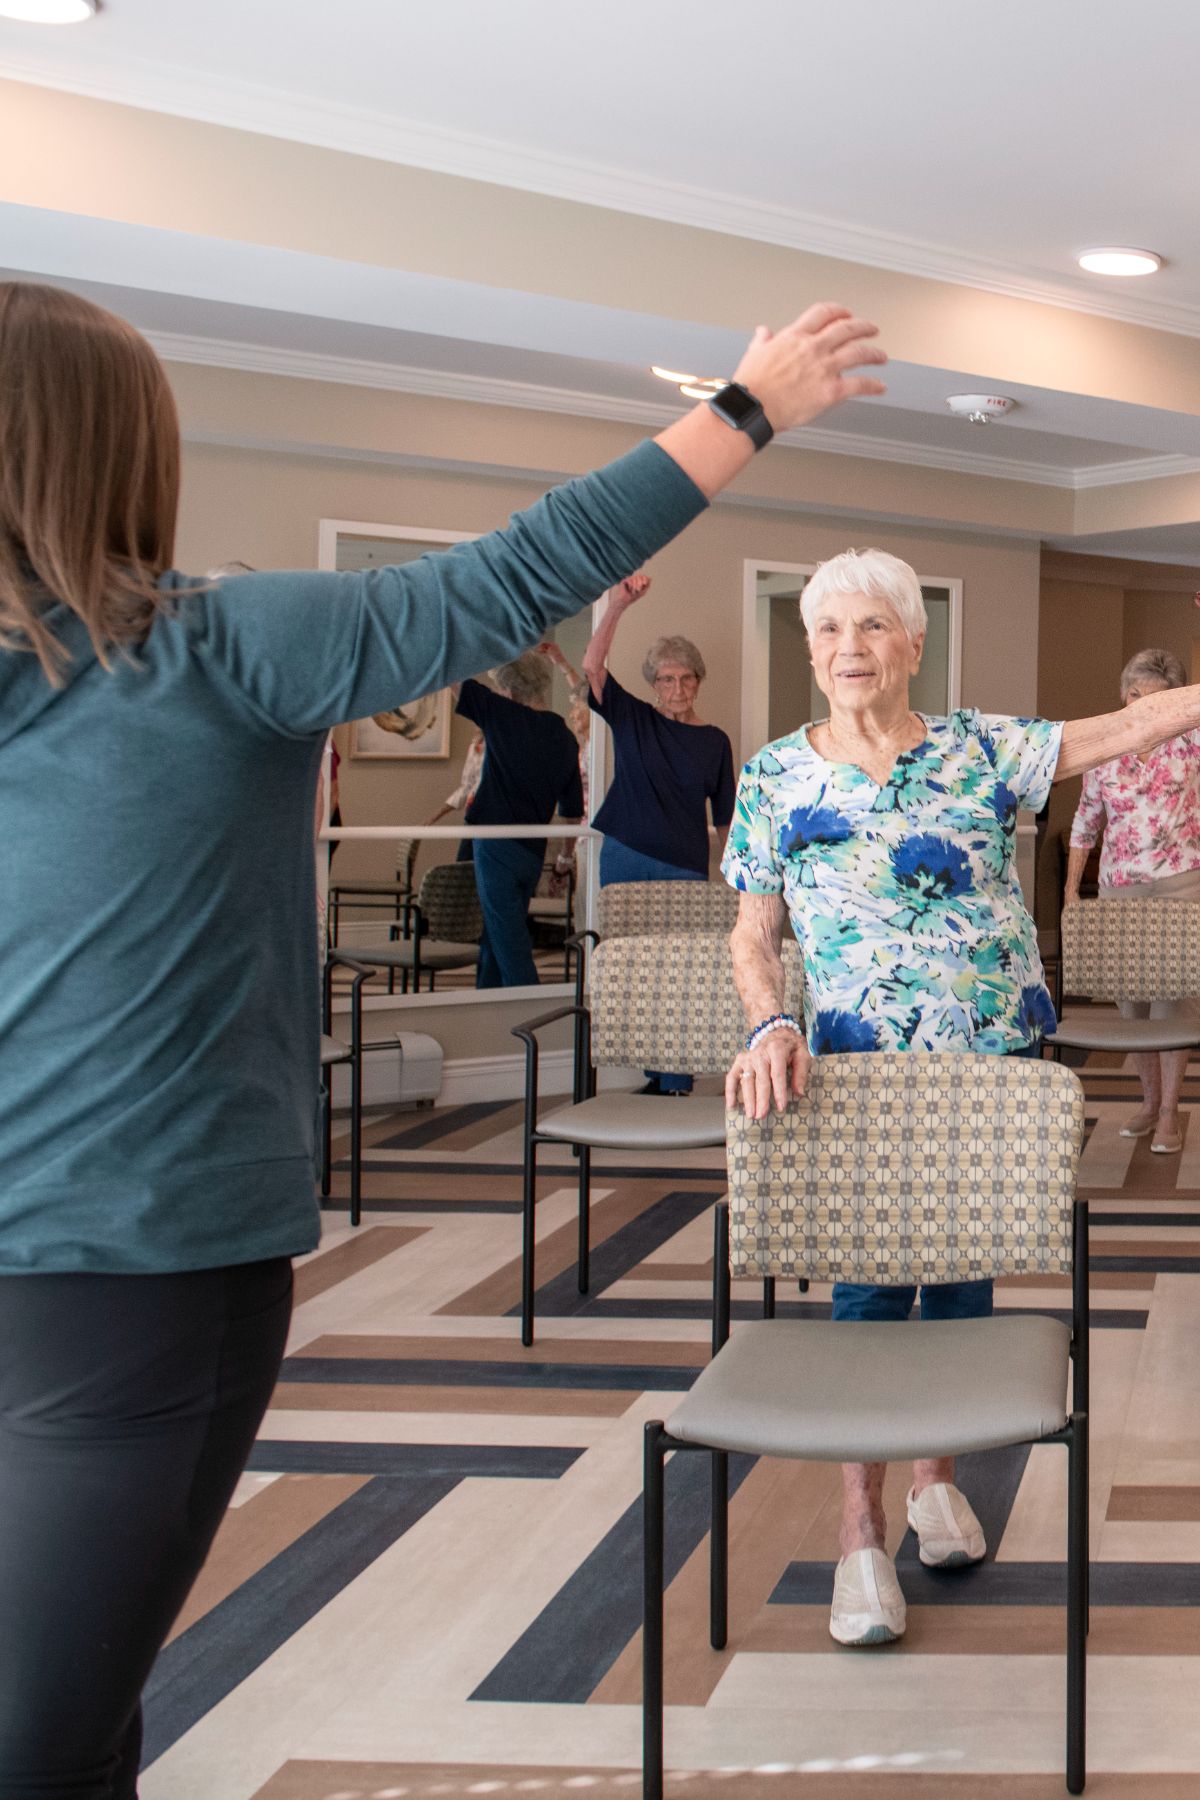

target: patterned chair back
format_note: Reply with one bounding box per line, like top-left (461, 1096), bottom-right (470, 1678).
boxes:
top-left (589, 932), bottom-right (804, 1074)
top-left (417, 861), bottom-right (484, 943)
top-left (726, 1052), bottom-right (1084, 1285)
top-left (395, 838), bottom-right (418, 890)
top-left (597, 880), bottom-right (741, 939)
top-left (1061, 898), bottom-right (1200, 1003)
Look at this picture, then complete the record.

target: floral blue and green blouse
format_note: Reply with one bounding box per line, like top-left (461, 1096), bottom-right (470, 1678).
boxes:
top-left (721, 710), bottom-right (1064, 1054)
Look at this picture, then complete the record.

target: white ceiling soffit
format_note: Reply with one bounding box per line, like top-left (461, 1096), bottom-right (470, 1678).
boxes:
top-left (4, 0), bottom-right (1200, 334)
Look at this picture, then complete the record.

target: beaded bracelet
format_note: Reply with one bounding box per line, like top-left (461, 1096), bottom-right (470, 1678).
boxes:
top-left (745, 1013), bottom-right (803, 1053)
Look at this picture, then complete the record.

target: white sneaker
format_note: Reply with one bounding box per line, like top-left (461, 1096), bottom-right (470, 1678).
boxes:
top-left (905, 1482), bottom-right (986, 1568)
top-left (829, 1547), bottom-right (907, 1646)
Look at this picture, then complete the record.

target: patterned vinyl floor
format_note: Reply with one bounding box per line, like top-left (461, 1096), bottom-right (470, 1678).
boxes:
top-left (138, 1055), bottom-right (1200, 1800)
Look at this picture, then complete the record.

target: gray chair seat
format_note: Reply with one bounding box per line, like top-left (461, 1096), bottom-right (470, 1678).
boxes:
top-left (1047, 1008), bottom-right (1200, 1052)
top-left (353, 939), bottom-right (480, 971)
top-left (320, 1033), bottom-right (349, 1066)
top-left (536, 1092), bottom-right (726, 1150)
top-left (668, 1314), bottom-right (1071, 1463)
top-left (528, 897), bottom-right (569, 919)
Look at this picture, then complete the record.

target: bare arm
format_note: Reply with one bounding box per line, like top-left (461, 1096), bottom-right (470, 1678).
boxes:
top-left (1057, 687), bottom-right (1200, 782)
top-left (536, 640), bottom-right (582, 689)
top-left (725, 893), bottom-right (810, 1118)
top-left (582, 573), bottom-right (649, 702)
top-left (1063, 843), bottom-right (1090, 905)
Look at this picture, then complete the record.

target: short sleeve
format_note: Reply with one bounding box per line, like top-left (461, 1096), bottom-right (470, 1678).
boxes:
top-left (720, 759), bottom-right (784, 894)
top-left (455, 678), bottom-right (493, 727)
top-left (973, 712), bottom-right (1064, 812)
top-left (709, 733), bottom-right (737, 828)
top-left (587, 671), bottom-right (636, 725)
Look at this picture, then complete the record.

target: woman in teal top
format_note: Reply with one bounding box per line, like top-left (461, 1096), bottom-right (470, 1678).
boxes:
top-left (723, 544), bottom-right (1200, 1656)
top-left (0, 281), bottom-right (888, 1795)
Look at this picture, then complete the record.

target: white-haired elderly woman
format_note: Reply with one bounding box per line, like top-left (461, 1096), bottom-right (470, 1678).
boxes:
top-left (582, 571), bottom-right (736, 1092)
top-left (720, 545), bottom-right (1200, 1652)
top-left (455, 652), bottom-right (583, 987)
top-left (1066, 646), bottom-right (1200, 1154)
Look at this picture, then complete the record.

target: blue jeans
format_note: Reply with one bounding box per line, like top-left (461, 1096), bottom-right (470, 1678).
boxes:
top-left (831, 1037), bottom-right (1044, 1322)
top-left (473, 839), bottom-right (544, 989)
top-left (599, 837), bottom-right (704, 1091)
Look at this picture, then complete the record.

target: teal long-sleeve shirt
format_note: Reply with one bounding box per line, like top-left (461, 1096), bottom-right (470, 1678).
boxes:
top-left (0, 441), bottom-right (706, 1272)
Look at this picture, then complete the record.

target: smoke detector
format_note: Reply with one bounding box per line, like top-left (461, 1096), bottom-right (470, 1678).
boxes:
top-left (946, 394), bottom-right (1018, 425)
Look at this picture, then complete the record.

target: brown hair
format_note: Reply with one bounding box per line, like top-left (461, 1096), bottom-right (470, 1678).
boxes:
top-left (0, 281), bottom-right (181, 684)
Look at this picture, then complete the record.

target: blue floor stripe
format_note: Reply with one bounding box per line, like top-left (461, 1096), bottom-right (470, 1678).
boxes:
top-left (471, 1449), bottom-right (755, 1703)
top-left (142, 1474), bottom-right (456, 1768)
top-left (280, 1356), bottom-right (701, 1392)
top-left (515, 1189), bottom-right (717, 1319)
top-left (245, 1442), bottom-right (583, 1477)
top-left (376, 1099), bottom-right (516, 1150)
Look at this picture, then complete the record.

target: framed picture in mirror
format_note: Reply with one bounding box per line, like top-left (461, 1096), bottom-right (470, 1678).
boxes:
top-left (349, 695), bottom-right (451, 760)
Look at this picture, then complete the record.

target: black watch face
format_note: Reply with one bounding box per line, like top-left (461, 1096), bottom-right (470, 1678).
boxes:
top-left (713, 383), bottom-right (759, 427)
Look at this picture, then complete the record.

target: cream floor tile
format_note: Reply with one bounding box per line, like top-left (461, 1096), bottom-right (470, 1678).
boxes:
top-left (255, 1410), bottom-right (607, 1448)
top-left (309, 1315), bottom-right (715, 1343)
top-left (1095, 1521), bottom-right (1200, 1563)
top-left (1113, 1276), bottom-right (1200, 1487)
top-left (1078, 1115), bottom-right (1138, 1189)
top-left (997, 1328), bottom-right (1142, 1562)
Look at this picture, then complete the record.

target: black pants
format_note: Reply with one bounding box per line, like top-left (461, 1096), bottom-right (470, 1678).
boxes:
top-left (0, 1258), bottom-right (293, 1798)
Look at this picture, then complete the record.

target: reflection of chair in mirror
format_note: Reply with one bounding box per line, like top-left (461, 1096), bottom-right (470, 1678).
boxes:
top-left (643, 1052), bottom-right (1089, 1799)
top-left (353, 860), bottom-right (483, 994)
top-left (319, 954), bottom-right (372, 1227)
top-left (596, 878), bottom-right (740, 939)
top-left (528, 862), bottom-right (577, 980)
top-left (512, 932), bottom-right (805, 1346)
top-left (1046, 898), bottom-right (1200, 1063)
top-left (328, 837), bottom-right (418, 948)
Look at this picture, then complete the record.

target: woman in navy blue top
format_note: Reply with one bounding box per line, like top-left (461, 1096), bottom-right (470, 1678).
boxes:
top-left (584, 573), bottom-right (736, 1090)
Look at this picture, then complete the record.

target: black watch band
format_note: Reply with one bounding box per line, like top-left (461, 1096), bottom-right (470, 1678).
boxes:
top-left (706, 381), bottom-right (774, 451)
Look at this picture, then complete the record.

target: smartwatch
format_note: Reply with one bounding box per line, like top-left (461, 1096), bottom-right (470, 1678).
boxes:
top-left (706, 381), bottom-right (774, 451)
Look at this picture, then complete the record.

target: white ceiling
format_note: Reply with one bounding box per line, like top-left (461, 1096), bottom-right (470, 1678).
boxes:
top-left (4, 0), bottom-right (1200, 330)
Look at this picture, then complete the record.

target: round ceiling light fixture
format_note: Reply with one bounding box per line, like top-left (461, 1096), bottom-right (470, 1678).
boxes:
top-left (1077, 247), bottom-right (1162, 277)
top-left (0, 0), bottom-right (96, 16)
top-left (945, 393), bottom-right (1018, 425)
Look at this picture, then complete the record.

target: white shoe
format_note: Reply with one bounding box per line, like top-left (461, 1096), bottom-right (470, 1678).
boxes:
top-left (906, 1482), bottom-right (986, 1568)
top-left (829, 1547), bottom-right (907, 1646)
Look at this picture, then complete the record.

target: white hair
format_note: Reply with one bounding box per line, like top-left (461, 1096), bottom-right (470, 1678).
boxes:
top-left (641, 634), bottom-right (706, 685)
top-left (800, 548), bottom-right (927, 643)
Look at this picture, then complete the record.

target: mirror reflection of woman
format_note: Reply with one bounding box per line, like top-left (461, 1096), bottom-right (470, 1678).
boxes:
top-left (583, 573), bottom-right (736, 1093)
top-left (1066, 647), bottom-right (1200, 1153)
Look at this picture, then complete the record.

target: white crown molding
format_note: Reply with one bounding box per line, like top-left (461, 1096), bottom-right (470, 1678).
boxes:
top-left (7, 56), bottom-right (1200, 342)
top-left (149, 328), bottom-right (1200, 494)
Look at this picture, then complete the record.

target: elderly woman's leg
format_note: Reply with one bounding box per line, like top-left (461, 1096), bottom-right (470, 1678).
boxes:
top-left (1152, 1047), bottom-right (1190, 1152)
top-left (1124, 1051), bottom-right (1162, 1138)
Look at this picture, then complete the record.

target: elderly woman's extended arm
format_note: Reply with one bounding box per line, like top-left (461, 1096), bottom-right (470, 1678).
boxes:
top-left (1057, 686), bottom-right (1200, 781)
top-left (727, 893), bottom-right (810, 1117)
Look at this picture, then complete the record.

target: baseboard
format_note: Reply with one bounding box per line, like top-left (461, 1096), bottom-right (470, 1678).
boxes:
top-left (333, 1046), bottom-right (639, 1110)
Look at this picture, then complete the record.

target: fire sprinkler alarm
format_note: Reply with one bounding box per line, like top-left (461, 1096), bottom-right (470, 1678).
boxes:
top-left (946, 394), bottom-right (1018, 424)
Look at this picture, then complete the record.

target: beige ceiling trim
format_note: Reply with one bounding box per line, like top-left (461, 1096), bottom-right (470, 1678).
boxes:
top-left (5, 78), bottom-right (1200, 419)
top-left (150, 328), bottom-right (1200, 495)
top-left (3, 57), bottom-right (1200, 340)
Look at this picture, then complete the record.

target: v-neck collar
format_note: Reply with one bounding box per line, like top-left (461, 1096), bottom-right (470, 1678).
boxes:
top-left (800, 714), bottom-right (933, 791)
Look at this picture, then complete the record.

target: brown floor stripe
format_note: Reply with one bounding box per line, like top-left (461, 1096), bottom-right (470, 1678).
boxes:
top-left (268, 1381), bottom-right (633, 1416)
top-left (301, 1333), bottom-right (708, 1367)
top-left (292, 1226), bottom-right (425, 1306)
top-left (167, 1474), bottom-right (367, 1643)
top-left (247, 1763), bottom-right (1200, 1799)
top-left (1107, 1485), bottom-right (1200, 1521)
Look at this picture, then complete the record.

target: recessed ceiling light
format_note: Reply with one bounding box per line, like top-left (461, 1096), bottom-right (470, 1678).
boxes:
top-left (651, 365), bottom-right (727, 402)
top-left (1077, 247), bottom-right (1162, 277)
top-left (0, 0), bottom-right (95, 17)
top-left (651, 365), bottom-right (699, 386)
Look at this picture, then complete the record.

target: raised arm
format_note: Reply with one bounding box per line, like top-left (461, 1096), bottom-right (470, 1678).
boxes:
top-left (582, 573), bottom-right (650, 702)
top-left (1064, 767), bottom-right (1106, 904)
top-left (1057, 688), bottom-right (1200, 782)
top-left (726, 894), bottom-right (810, 1118)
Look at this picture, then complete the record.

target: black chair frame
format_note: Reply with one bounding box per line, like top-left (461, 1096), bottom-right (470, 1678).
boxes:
top-left (643, 1199), bottom-right (1091, 1798)
top-left (320, 953), bottom-right (372, 1227)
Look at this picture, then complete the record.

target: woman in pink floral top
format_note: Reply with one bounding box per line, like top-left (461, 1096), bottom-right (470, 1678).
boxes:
top-left (1067, 648), bottom-right (1200, 1151)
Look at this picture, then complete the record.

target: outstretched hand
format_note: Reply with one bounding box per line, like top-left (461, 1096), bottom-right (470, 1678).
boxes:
top-left (724, 1028), bottom-right (811, 1120)
top-left (612, 572), bottom-right (651, 608)
top-left (732, 304), bottom-right (887, 433)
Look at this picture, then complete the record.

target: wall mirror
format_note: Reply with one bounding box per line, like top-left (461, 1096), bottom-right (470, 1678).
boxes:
top-left (317, 519), bottom-right (606, 1001)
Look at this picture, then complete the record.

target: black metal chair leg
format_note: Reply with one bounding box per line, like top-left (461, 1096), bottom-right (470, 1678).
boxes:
top-left (320, 1080), bottom-right (332, 1198)
top-left (349, 1045), bottom-right (362, 1229)
top-left (710, 1449), bottom-right (728, 1650)
top-left (1066, 1412), bottom-right (1088, 1795)
top-left (763, 1277), bottom-right (776, 1319)
top-left (521, 1136), bottom-right (538, 1348)
top-left (577, 1144), bottom-right (591, 1293)
top-left (643, 1423), bottom-right (667, 1800)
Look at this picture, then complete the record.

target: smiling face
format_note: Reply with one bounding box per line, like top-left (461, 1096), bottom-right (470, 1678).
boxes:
top-left (807, 589), bottom-right (924, 721)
